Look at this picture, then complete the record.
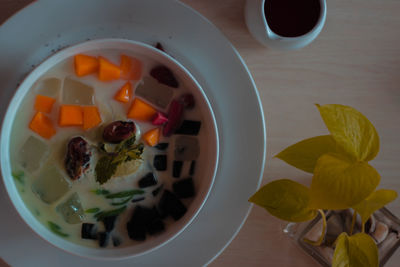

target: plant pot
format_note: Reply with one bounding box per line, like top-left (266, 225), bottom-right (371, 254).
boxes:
top-left (283, 207), bottom-right (400, 266)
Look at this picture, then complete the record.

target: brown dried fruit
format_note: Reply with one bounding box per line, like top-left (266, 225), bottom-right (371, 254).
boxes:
top-left (103, 121), bottom-right (136, 143)
top-left (65, 136), bottom-right (91, 180)
top-left (150, 65), bottom-right (179, 88)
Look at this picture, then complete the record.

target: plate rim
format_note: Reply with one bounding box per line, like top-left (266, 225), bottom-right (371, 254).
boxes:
top-left (0, 0), bottom-right (267, 265)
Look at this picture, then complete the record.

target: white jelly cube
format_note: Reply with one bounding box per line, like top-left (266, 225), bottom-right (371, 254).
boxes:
top-left (62, 77), bottom-right (94, 105)
top-left (32, 165), bottom-right (70, 204)
top-left (135, 77), bottom-right (173, 109)
top-left (18, 136), bottom-right (49, 172)
top-left (56, 192), bottom-right (84, 224)
top-left (34, 78), bottom-right (61, 98)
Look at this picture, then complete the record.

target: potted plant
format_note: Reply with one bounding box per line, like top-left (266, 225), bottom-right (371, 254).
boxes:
top-left (249, 104), bottom-right (399, 266)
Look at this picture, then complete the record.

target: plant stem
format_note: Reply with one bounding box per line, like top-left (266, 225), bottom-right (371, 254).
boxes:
top-left (303, 209), bottom-right (327, 246)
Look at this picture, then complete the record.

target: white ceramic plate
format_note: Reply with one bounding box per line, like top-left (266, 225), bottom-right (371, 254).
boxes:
top-left (0, 0), bottom-right (266, 266)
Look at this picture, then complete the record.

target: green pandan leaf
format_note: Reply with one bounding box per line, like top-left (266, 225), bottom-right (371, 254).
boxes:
top-left (309, 153), bottom-right (380, 210)
top-left (316, 104), bottom-right (379, 162)
top-left (352, 189), bottom-right (398, 224)
top-left (249, 179), bottom-right (317, 222)
top-left (276, 135), bottom-right (339, 173)
top-left (333, 233), bottom-right (378, 267)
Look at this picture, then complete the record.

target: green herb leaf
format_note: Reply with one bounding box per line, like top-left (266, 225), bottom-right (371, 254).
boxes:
top-left (85, 208), bottom-right (101, 214)
top-left (105, 189), bottom-right (145, 199)
top-left (333, 232), bottom-right (378, 267)
top-left (111, 197), bottom-right (133, 206)
top-left (111, 153), bottom-right (128, 165)
top-left (309, 153), bottom-right (380, 210)
top-left (316, 104), bottom-right (380, 162)
top-left (115, 134), bottom-right (136, 152)
top-left (94, 206), bottom-right (127, 221)
top-left (275, 135), bottom-right (340, 173)
top-left (249, 179), bottom-right (317, 222)
top-left (352, 189), bottom-right (398, 225)
top-left (47, 221), bottom-right (69, 238)
top-left (95, 135), bottom-right (144, 184)
top-left (90, 189), bottom-right (110, 195)
top-left (95, 155), bottom-right (119, 184)
top-left (12, 171), bottom-right (25, 184)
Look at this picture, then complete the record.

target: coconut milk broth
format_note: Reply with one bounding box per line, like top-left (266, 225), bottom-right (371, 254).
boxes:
top-left (9, 49), bottom-right (208, 247)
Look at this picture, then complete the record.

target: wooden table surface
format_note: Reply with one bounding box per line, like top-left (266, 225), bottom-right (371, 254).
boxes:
top-left (1, 0), bottom-right (400, 266)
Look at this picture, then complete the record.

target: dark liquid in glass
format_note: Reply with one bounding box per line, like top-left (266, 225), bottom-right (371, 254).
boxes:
top-left (264, 0), bottom-right (321, 37)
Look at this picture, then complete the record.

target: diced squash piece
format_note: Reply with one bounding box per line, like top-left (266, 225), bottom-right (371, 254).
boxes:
top-left (114, 82), bottom-right (132, 103)
top-left (143, 128), bottom-right (160, 147)
top-left (34, 95), bottom-right (56, 113)
top-left (59, 105), bottom-right (83, 126)
top-left (29, 112), bottom-right (56, 139)
top-left (120, 55), bottom-right (142, 80)
top-left (83, 106), bottom-right (102, 130)
top-left (74, 54), bottom-right (99, 77)
top-left (127, 98), bottom-right (157, 121)
top-left (98, 57), bottom-right (121, 82)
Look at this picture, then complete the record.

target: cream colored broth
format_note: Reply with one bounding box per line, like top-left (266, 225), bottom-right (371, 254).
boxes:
top-left (10, 49), bottom-right (205, 248)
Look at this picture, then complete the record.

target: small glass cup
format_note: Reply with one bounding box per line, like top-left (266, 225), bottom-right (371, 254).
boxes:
top-left (245, 0), bottom-right (327, 50)
top-left (283, 208), bottom-right (400, 266)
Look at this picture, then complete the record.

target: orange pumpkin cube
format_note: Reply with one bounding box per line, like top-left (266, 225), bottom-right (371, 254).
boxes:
top-left (59, 105), bottom-right (83, 126)
top-left (98, 57), bottom-right (121, 82)
top-left (34, 95), bottom-right (56, 113)
top-left (142, 128), bottom-right (160, 147)
top-left (114, 82), bottom-right (132, 103)
top-left (127, 98), bottom-right (157, 121)
top-left (74, 54), bottom-right (99, 77)
top-left (29, 112), bottom-right (56, 139)
top-left (120, 55), bottom-right (142, 80)
top-left (83, 106), bottom-right (102, 130)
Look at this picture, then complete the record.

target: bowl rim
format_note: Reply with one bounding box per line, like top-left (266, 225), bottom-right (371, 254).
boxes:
top-left (0, 38), bottom-right (219, 260)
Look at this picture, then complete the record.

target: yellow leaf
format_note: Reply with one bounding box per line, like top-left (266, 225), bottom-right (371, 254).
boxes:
top-left (333, 233), bottom-right (378, 267)
top-left (249, 179), bottom-right (317, 222)
top-left (352, 189), bottom-right (398, 224)
top-left (275, 135), bottom-right (339, 173)
top-left (309, 154), bottom-right (380, 210)
top-left (316, 104), bottom-right (379, 162)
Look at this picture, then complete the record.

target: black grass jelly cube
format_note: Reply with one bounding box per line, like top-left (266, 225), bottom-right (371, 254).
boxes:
top-left (158, 190), bottom-right (187, 221)
top-left (98, 231), bottom-right (110, 247)
top-left (155, 142), bottom-right (169, 150)
top-left (173, 160), bottom-right (183, 178)
top-left (153, 155), bottom-right (167, 171)
top-left (147, 219), bottom-right (165, 235)
top-left (175, 120), bottom-right (201, 135)
top-left (173, 178), bottom-right (195, 198)
top-left (102, 216), bottom-right (117, 233)
top-left (152, 185), bottom-right (164, 197)
top-left (138, 172), bottom-right (157, 188)
top-left (81, 223), bottom-right (97, 240)
top-left (127, 206), bottom-right (147, 241)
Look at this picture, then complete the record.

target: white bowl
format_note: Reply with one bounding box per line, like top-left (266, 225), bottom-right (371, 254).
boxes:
top-left (0, 39), bottom-right (219, 259)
